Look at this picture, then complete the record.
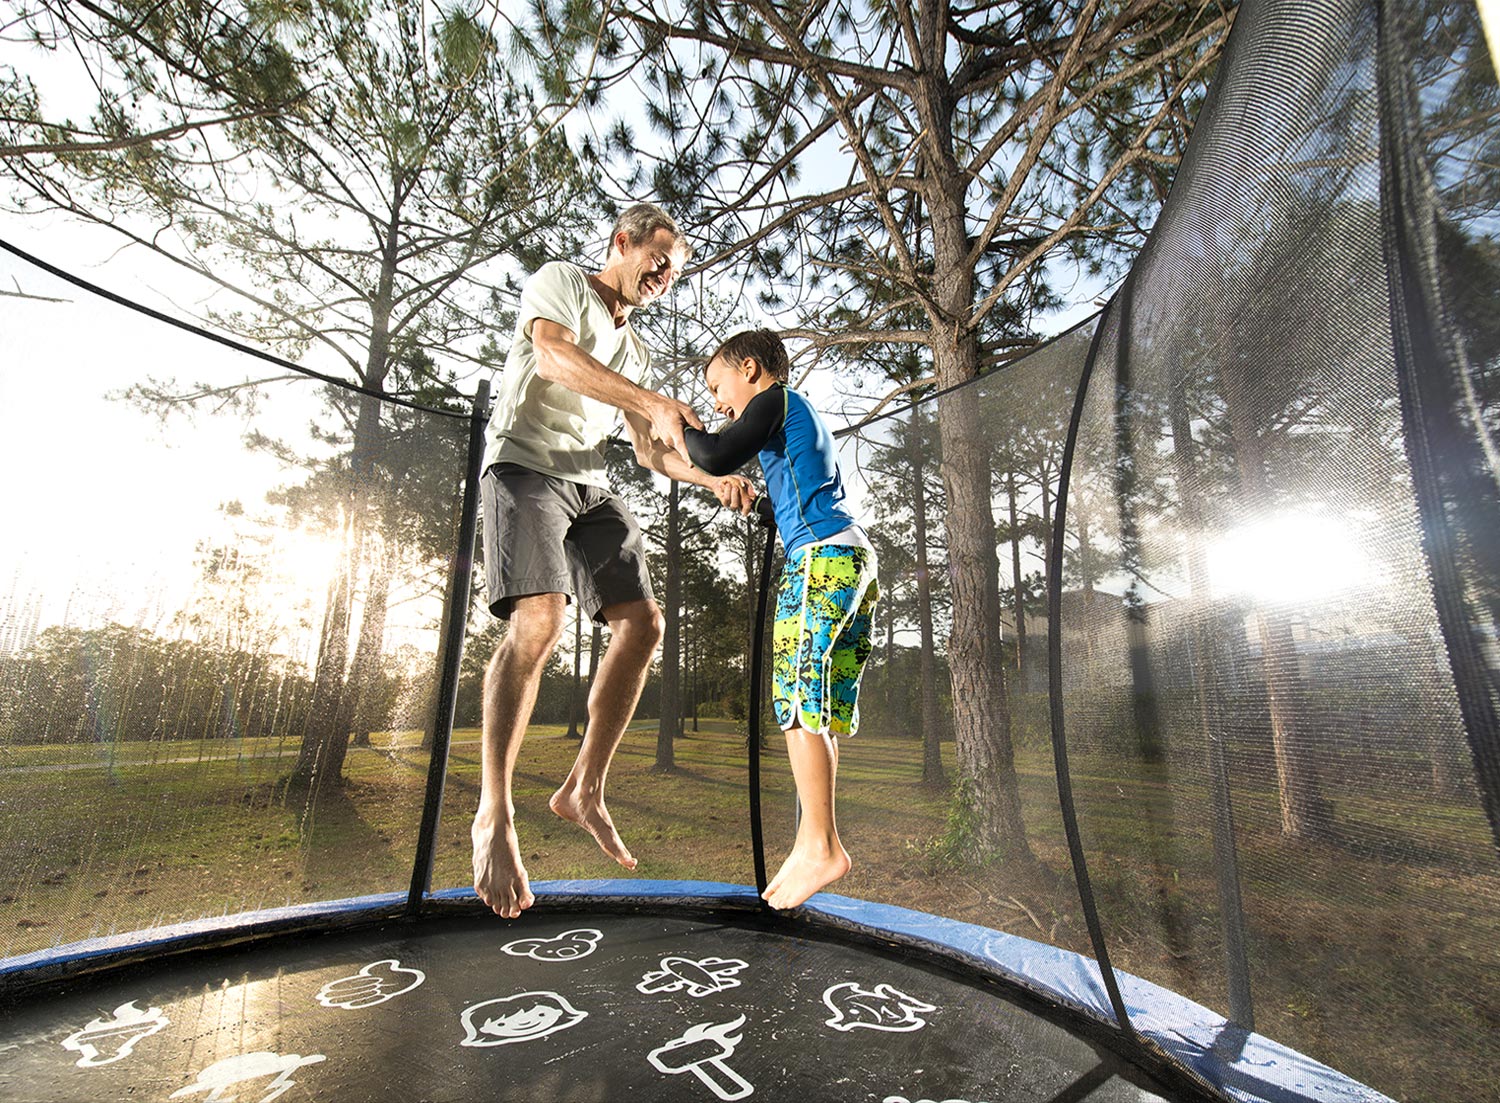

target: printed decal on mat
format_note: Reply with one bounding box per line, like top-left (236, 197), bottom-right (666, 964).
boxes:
top-left (315, 959), bottom-right (426, 1009)
top-left (61, 1000), bottom-right (169, 1067)
top-left (822, 982), bottom-right (935, 1032)
top-left (460, 991), bottom-right (587, 1047)
top-left (501, 928), bottom-right (603, 962)
top-left (647, 1015), bottom-right (754, 1101)
top-left (169, 1052), bottom-right (325, 1102)
top-left (637, 956), bottom-right (749, 999)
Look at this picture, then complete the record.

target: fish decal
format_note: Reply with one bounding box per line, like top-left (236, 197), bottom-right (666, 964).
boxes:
top-left (822, 982), bottom-right (936, 1032)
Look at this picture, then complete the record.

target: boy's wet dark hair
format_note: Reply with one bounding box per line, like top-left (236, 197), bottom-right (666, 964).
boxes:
top-left (708, 328), bottom-right (790, 383)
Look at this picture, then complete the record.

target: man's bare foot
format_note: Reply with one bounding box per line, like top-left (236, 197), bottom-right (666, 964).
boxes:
top-left (550, 784), bottom-right (638, 870)
top-left (471, 814), bottom-right (535, 919)
top-left (762, 845), bottom-right (851, 910)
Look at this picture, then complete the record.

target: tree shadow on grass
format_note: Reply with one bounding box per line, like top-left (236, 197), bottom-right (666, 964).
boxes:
top-left (1327, 820), bottom-right (1467, 868)
top-left (284, 780), bottom-right (409, 895)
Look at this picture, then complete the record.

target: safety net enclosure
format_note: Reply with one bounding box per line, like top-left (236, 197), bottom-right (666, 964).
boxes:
top-left (1, 0), bottom-right (1498, 1101)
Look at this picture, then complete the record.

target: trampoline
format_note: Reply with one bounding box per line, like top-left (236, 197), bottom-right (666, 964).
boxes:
top-left (1, 883), bottom-right (1380, 1103)
top-left (1, 1), bottom-right (1497, 1102)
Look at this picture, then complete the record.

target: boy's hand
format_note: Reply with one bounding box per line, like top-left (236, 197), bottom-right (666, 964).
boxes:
top-left (713, 475), bottom-right (756, 514)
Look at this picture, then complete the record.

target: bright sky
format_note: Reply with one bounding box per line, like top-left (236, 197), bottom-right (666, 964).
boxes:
top-left (0, 13), bottom-right (1107, 659)
top-left (0, 219), bottom-right (359, 662)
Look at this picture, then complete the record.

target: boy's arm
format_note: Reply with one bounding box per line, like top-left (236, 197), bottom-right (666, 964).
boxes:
top-left (682, 387), bottom-right (784, 476)
top-left (624, 411), bottom-right (757, 513)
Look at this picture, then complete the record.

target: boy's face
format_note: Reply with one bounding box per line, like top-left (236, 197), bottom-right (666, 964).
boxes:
top-left (704, 355), bottom-right (761, 420)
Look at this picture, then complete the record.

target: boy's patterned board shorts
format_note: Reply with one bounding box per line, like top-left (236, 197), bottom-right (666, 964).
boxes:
top-left (772, 541), bottom-right (880, 737)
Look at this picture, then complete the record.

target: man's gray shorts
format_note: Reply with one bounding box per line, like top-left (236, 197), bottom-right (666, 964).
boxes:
top-left (480, 462), bottom-right (655, 623)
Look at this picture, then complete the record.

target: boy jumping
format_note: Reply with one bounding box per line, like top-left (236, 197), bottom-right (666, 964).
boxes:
top-left (681, 329), bottom-right (880, 910)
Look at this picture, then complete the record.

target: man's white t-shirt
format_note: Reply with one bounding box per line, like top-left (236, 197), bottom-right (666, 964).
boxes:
top-left (483, 261), bottom-right (650, 488)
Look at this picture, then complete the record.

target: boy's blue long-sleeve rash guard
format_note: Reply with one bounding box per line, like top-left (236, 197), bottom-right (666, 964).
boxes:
top-left (684, 383), bottom-right (857, 557)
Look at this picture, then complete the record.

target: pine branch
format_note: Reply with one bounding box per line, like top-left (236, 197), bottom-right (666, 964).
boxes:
top-left (615, 5), bottom-right (915, 94)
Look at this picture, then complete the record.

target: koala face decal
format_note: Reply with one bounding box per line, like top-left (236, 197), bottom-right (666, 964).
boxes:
top-left (501, 928), bottom-right (604, 962)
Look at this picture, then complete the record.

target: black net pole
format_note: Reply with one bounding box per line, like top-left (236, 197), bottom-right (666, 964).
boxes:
top-left (746, 498), bottom-right (777, 897)
top-left (407, 379), bottom-right (491, 913)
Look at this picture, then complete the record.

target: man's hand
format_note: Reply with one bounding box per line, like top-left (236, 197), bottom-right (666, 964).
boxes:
top-left (713, 475), bottom-right (757, 515)
top-left (644, 392), bottom-right (703, 457)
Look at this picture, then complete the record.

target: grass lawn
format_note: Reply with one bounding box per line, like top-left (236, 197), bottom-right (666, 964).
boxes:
top-left (2, 721), bottom-right (1496, 1101)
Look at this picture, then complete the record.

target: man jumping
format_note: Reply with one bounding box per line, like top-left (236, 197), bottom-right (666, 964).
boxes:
top-left (471, 203), bottom-right (753, 919)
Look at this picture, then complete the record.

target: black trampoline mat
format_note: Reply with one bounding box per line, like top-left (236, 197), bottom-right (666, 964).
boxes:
top-left (0, 912), bottom-right (1173, 1102)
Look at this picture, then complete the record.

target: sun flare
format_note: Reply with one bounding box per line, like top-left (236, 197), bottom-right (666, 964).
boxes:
top-left (1204, 511), bottom-right (1376, 605)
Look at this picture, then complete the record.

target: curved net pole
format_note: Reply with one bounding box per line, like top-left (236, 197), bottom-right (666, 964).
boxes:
top-left (1047, 293), bottom-right (1134, 1035)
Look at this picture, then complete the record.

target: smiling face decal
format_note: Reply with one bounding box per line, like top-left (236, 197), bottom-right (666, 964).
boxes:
top-left (460, 992), bottom-right (588, 1047)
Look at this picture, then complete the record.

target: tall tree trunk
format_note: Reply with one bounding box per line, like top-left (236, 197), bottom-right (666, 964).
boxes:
top-left (1255, 611), bottom-right (1332, 838)
top-left (1075, 501), bottom-right (1098, 688)
top-left (936, 376), bottom-right (1030, 856)
top-left (1221, 370), bottom-right (1333, 840)
top-left (345, 547), bottom-right (393, 748)
top-left (882, 586), bottom-right (895, 716)
top-left (1006, 466), bottom-right (1026, 676)
top-left (294, 513), bottom-right (358, 790)
top-left (689, 629), bottom-right (700, 732)
top-left (916, 31), bottom-right (1030, 855)
top-left (908, 399), bottom-right (946, 785)
top-left (290, 214), bottom-right (396, 789)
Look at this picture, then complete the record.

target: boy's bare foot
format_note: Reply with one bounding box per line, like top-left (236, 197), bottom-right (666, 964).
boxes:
top-left (762, 845), bottom-right (851, 910)
top-left (763, 841), bottom-right (816, 900)
top-left (550, 785), bottom-right (638, 870)
top-left (471, 815), bottom-right (535, 919)
top-left (762, 846), bottom-right (805, 899)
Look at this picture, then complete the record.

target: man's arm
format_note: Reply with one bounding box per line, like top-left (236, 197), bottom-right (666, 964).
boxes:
top-left (625, 411), bottom-right (757, 513)
top-left (533, 318), bottom-right (701, 454)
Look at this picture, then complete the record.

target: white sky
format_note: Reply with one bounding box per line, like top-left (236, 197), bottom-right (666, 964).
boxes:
top-left (0, 218), bottom-right (362, 662)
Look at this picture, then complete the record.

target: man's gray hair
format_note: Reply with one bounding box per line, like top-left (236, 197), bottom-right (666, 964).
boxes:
top-left (611, 203), bottom-right (693, 260)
